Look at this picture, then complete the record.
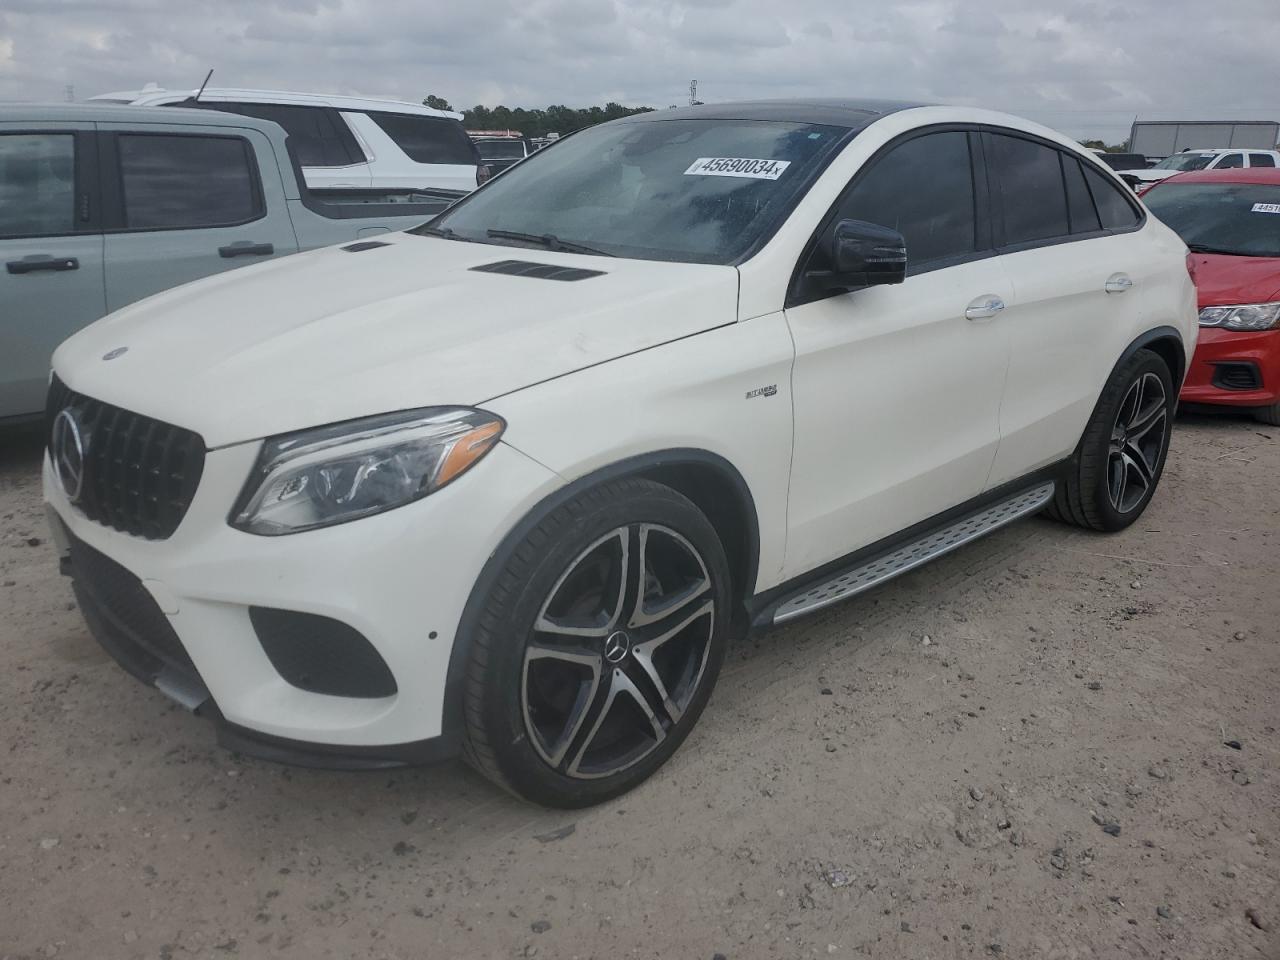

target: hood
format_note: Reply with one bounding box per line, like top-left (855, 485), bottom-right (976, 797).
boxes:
top-left (53, 234), bottom-right (739, 447)
top-left (1131, 168), bottom-right (1176, 183)
top-left (1189, 252), bottom-right (1280, 308)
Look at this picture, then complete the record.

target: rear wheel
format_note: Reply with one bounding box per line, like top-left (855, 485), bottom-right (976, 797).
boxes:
top-left (1047, 349), bottom-right (1174, 532)
top-left (460, 478), bottom-right (731, 807)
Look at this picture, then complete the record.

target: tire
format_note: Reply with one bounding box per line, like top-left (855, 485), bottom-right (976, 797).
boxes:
top-left (460, 477), bottom-right (731, 807)
top-left (1046, 348), bottom-right (1175, 532)
top-left (1255, 402), bottom-right (1280, 427)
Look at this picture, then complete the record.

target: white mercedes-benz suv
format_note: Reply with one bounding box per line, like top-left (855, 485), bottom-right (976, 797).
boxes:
top-left (44, 100), bottom-right (1197, 807)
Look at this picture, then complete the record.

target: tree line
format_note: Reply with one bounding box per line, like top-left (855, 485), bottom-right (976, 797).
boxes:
top-left (424, 95), bottom-right (655, 138)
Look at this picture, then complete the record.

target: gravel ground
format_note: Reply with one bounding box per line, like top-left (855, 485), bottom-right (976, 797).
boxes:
top-left (1, 413), bottom-right (1277, 960)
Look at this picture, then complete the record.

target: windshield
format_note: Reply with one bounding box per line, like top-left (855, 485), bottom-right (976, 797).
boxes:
top-left (1144, 182), bottom-right (1280, 257)
top-left (476, 140), bottom-right (526, 160)
top-left (1153, 153), bottom-right (1214, 171)
top-left (418, 118), bottom-right (847, 264)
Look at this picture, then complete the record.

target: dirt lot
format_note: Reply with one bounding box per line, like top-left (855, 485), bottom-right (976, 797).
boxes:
top-left (1, 414), bottom-right (1276, 960)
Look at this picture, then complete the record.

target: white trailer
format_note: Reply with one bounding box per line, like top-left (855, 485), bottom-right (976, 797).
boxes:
top-left (1128, 120), bottom-right (1279, 160)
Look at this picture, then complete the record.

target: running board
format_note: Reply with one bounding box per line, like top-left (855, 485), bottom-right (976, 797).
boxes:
top-left (772, 481), bottom-right (1056, 625)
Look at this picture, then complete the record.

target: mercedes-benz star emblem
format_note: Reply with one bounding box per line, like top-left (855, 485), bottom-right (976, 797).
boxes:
top-left (604, 630), bottom-right (631, 664)
top-left (101, 346), bottom-right (128, 361)
top-left (51, 408), bottom-right (87, 504)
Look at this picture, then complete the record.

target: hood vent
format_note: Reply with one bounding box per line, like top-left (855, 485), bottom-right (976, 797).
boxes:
top-left (341, 240), bottom-right (392, 253)
top-left (470, 259), bottom-right (606, 282)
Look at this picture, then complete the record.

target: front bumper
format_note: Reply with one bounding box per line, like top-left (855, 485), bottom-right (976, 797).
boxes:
top-left (1179, 326), bottom-right (1280, 408)
top-left (44, 438), bottom-right (562, 764)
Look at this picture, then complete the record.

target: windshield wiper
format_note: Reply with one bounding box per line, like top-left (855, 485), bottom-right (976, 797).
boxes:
top-left (1186, 242), bottom-right (1255, 256)
top-left (485, 229), bottom-right (613, 257)
top-left (417, 225), bottom-right (479, 242)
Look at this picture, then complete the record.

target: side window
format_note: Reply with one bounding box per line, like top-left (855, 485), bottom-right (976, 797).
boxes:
top-left (366, 112), bottom-right (478, 165)
top-left (1063, 155), bottom-right (1101, 234)
top-left (836, 130), bottom-right (977, 269)
top-left (988, 133), bottom-right (1069, 246)
top-left (1215, 153), bottom-right (1244, 169)
top-left (200, 103), bottom-right (363, 167)
top-left (1081, 164), bottom-right (1143, 230)
top-left (117, 134), bottom-right (261, 230)
top-left (0, 133), bottom-right (76, 238)
top-left (1248, 153), bottom-right (1276, 168)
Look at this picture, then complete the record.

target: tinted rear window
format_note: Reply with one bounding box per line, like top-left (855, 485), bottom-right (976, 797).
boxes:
top-left (367, 112), bottom-right (477, 165)
top-left (171, 101), bottom-right (364, 167)
top-left (118, 134), bottom-right (261, 229)
top-left (1082, 164), bottom-right (1142, 230)
top-left (476, 140), bottom-right (527, 160)
top-left (988, 134), bottom-right (1070, 246)
top-left (1063, 156), bottom-right (1102, 234)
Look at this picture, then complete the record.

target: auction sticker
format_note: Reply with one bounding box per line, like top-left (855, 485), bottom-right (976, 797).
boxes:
top-left (1251, 202), bottom-right (1280, 214)
top-left (684, 157), bottom-right (791, 180)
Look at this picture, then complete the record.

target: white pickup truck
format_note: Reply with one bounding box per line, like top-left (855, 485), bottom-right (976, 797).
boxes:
top-left (0, 103), bottom-right (455, 420)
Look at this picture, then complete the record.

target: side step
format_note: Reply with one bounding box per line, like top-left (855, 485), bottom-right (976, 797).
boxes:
top-left (772, 481), bottom-right (1055, 625)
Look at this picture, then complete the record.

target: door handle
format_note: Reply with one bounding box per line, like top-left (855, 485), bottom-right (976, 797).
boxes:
top-left (6, 255), bottom-right (79, 275)
top-left (1104, 273), bottom-right (1133, 294)
top-left (964, 296), bottom-right (1006, 321)
top-left (218, 241), bottom-right (275, 258)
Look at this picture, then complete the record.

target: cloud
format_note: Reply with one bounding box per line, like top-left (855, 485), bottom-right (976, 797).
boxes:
top-left (0, 0), bottom-right (1277, 143)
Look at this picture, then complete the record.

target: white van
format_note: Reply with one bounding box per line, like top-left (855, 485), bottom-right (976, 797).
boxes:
top-left (91, 87), bottom-right (486, 195)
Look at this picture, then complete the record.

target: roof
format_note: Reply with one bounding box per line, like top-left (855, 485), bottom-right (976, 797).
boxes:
top-left (1132, 119), bottom-right (1279, 127)
top-left (90, 86), bottom-right (462, 120)
top-left (0, 101), bottom-right (287, 133)
top-left (1177, 147), bottom-right (1275, 155)
top-left (622, 98), bottom-right (930, 129)
top-left (1152, 168), bottom-right (1280, 186)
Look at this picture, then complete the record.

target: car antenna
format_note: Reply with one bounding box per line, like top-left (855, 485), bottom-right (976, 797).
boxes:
top-left (192, 68), bottom-right (214, 103)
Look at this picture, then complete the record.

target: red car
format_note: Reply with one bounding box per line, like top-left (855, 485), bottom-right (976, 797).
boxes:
top-left (1142, 168), bottom-right (1280, 424)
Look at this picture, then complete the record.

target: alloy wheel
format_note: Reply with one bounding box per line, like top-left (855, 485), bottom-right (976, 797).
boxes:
top-left (1107, 371), bottom-right (1168, 514)
top-left (521, 523), bottom-right (715, 780)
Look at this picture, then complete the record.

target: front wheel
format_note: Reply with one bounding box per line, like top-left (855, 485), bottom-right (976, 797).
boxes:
top-left (1047, 348), bottom-right (1175, 532)
top-left (1255, 401), bottom-right (1280, 426)
top-left (460, 478), bottom-right (731, 807)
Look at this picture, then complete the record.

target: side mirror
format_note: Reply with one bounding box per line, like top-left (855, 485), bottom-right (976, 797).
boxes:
top-left (809, 219), bottom-right (907, 291)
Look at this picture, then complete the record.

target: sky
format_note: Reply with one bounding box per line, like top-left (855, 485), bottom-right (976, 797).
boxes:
top-left (1, 0), bottom-right (1278, 145)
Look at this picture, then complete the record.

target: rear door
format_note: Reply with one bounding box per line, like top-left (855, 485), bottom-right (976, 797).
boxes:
top-left (0, 123), bottom-right (105, 418)
top-left (985, 131), bottom-right (1148, 485)
top-left (96, 122), bottom-right (300, 312)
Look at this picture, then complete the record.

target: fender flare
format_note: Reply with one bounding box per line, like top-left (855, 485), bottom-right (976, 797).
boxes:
top-left (1116, 325), bottom-right (1187, 384)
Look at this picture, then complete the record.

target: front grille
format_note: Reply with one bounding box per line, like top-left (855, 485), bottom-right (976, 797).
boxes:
top-left (1211, 362), bottom-right (1262, 391)
top-left (46, 377), bottom-right (205, 540)
top-left (65, 529), bottom-right (200, 683)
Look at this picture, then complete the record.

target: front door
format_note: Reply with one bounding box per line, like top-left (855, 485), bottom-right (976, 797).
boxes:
top-left (95, 122), bottom-right (299, 312)
top-left (0, 124), bottom-right (105, 419)
top-left (783, 129), bottom-right (1011, 578)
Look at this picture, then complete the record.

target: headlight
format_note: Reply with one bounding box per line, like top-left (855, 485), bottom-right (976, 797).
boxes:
top-left (230, 407), bottom-right (505, 536)
top-left (1198, 302), bottom-right (1280, 331)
